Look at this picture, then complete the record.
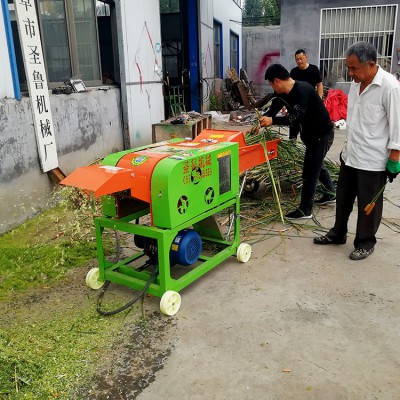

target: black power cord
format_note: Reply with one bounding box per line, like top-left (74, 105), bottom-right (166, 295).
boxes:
top-left (96, 264), bottom-right (159, 316)
top-left (199, 78), bottom-right (211, 102)
top-left (96, 230), bottom-right (159, 316)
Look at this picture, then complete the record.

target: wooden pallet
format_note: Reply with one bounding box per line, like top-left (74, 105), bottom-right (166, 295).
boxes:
top-left (152, 114), bottom-right (212, 143)
top-left (47, 167), bottom-right (66, 184)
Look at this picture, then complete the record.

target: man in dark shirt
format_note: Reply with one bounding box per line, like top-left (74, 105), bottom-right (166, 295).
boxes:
top-left (290, 49), bottom-right (323, 97)
top-left (259, 63), bottom-right (335, 220)
top-left (289, 49), bottom-right (323, 140)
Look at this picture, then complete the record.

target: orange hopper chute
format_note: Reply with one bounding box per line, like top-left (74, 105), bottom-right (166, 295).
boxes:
top-left (60, 165), bottom-right (136, 197)
top-left (61, 151), bottom-right (170, 201)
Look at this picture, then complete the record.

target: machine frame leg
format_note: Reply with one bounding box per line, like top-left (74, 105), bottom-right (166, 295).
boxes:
top-left (93, 197), bottom-right (242, 299)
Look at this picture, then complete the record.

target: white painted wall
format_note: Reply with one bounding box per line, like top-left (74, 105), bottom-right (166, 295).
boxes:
top-left (117, 0), bottom-right (164, 148)
top-left (213, 0), bottom-right (242, 77)
top-left (0, 3), bottom-right (15, 99)
top-left (199, 0), bottom-right (243, 80)
top-left (199, 0), bottom-right (242, 110)
top-left (200, 0), bottom-right (214, 80)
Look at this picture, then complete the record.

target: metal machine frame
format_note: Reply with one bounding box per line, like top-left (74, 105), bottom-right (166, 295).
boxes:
top-left (94, 196), bottom-right (240, 298)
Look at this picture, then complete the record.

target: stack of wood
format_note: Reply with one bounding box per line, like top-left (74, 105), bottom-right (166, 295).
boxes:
top-left (225, 68), bottom-right (274, 111)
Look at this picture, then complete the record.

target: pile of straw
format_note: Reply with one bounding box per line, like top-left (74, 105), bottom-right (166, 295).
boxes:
top-left (244, 127), bottom-right (340, 196)
top-left (232, 127), bottom-right (341, 241)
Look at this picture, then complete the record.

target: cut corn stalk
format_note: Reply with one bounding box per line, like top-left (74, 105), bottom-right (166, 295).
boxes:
top-left (260, 138), bottom-right (284, 223)
top-left (364, 182), bottom-right (387, 215)
top-left (233, 124), bottom-right (341, 240)
top-left (244, 127), bottom-right (339, 196)
top-left (364, 202), bottom-right (376, 215)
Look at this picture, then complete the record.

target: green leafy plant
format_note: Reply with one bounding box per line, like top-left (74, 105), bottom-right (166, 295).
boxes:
top-left (243, 0), bottom-right (280, 26)
top-left (209, 89), bottom-right (224, 111)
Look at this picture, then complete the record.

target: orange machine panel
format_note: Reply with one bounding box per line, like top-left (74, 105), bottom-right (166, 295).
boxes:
top-left (238, 139), bottom-right (280, 173)
top-left (61, 151), bottom-right (170, 201)
top-left (116, 151), bottom-right (170, 203)
top-left (191, 128), bottom-right (247, 147)
top-left (60, 165), bottom-right (137, 197)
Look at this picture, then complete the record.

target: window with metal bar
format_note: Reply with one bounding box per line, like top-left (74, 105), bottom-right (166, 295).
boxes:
top-left (8, 0), bottom-right (101, 88)
top-left (319, 5), bottom-right (398, 85)
top-left (39, 0), bottom-right (101, 84)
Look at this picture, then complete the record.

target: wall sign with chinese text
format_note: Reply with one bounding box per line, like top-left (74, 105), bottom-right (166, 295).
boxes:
top-left (14, 0), bottom-right (58, 172)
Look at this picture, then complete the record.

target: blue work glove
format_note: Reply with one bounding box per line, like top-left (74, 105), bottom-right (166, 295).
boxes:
top-left (386, 159), bottom-right (400, 183)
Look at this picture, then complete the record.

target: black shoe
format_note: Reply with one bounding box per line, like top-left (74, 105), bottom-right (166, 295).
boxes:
top-left (349, 247), bottom-right (374, 260)
top-left (314, 194), bottom-right (336, 206)
top-left (313, 235), bottom-right (346, 245)
top-left (285, 208), bottom-right (313, 220)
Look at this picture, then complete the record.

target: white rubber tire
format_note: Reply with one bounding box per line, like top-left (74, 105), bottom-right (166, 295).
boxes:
top-left (85, 267), bottom-right (105, 290)
top-left (160, 290), bottom-right (181, 316)
top-left (237, 243), bottom-right (252, 263)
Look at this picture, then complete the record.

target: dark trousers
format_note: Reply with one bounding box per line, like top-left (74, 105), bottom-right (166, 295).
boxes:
top-left (327, 159), bottom-right (386, 250)
top-left (300, 130), bottom-right (335, 214)
top-left (289, 122), bottom-right (300, 140)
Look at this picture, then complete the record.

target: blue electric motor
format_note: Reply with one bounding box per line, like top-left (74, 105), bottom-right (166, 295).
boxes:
top-left (134, 229), bottom-right (202, 266)
top-left (170, 229), bottom-right (202, 266)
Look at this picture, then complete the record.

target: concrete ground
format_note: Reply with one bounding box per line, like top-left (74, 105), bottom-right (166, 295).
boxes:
top-left (133, 128), bottom-right (400, 400)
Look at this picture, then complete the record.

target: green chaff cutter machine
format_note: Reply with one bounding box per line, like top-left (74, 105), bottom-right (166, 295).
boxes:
top-left (61, 129), bottom-right (280, 315)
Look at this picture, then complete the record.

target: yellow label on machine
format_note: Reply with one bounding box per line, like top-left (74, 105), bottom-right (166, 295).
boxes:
top-left (210, 134), bottom-right (225, 139)
top-left (217, 150), bottom-right (231, 158)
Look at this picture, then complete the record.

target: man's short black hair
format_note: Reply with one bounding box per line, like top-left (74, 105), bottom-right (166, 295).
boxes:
top-left (295, 49), bottom-right (307, 56)
top-left (264, 64), bottom-right (290, 82)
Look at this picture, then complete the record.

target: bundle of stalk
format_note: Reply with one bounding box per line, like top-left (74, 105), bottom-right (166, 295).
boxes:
top-left (244, 127), bottom-right (340, 197)
top-left (228, 127), bottom-right (341, 240)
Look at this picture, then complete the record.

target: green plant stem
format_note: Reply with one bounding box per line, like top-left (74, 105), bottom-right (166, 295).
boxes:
top-left (372, 182), bottom-right (387, 203)
top-left (260, 137), bottom-right (284, 224)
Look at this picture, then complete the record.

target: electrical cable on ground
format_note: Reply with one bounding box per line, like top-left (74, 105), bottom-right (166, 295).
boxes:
top-left (95, 229), bottom-right (159, 316)
top-left (96, 264), bottom-right (159, 316)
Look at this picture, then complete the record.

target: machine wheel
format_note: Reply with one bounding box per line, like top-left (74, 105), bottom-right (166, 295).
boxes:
top-left (160, 290), bottom-right (181, 316)
top-left (243, 179), bottom-right (260, 194)
top-left (237, 243), bottom-right (252, 263)
top-left (86, 267), bottom-right (105, 290)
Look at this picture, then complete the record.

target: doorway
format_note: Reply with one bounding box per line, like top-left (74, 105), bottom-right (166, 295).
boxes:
top-left (160, 0), bottom-right (200, 118)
